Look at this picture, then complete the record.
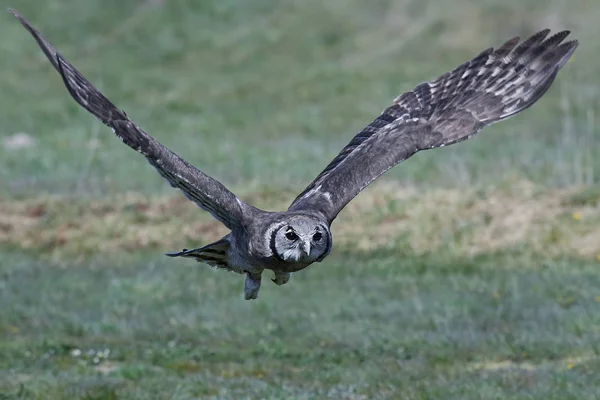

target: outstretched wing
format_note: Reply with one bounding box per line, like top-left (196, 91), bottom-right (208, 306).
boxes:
top-left (11, 9), bottom-right (255, 230)
top-left (289, 29), bottom-right (578, 224)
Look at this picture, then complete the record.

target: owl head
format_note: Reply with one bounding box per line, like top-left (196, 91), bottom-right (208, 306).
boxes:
top-left (270, 214), bottom-right (331, 264)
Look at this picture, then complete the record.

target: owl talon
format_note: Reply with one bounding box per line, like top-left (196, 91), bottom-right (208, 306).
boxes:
top-left (272, 271), bottom-right (290, 286)
top-left (244, 272), bottom-right (262, 300)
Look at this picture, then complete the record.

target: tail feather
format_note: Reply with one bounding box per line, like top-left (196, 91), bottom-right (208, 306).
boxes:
top-left (166, 238), bottom-right (232, 271)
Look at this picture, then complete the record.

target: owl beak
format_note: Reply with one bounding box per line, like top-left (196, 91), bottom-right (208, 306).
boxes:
top-left (301, 241), bottom-right (311, 256)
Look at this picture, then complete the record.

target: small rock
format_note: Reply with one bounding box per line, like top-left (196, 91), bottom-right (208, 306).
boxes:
top-left (2, 132), bottom-right (36, 150)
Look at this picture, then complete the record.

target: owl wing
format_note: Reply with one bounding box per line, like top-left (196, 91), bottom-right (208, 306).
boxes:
top-left (11, 9), bottom-right (256, 230)
top-left (289, 30), bottom-right (577, 224)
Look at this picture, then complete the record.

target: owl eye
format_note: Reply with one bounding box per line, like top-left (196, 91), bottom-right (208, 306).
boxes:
top-left (313, 232), bottom-right (323, 241)
top-left (285, 230), bottom-right (298, 241)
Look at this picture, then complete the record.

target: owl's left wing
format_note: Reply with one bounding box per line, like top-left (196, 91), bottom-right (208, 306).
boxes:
top-left (289, 30), bottom-right (578, 224)
top-left (11, 9), bottom-right (256, 230)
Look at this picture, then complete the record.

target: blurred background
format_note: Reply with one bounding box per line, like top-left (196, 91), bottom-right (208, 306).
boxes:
top-left (0, 0), bottom-right (599, 398)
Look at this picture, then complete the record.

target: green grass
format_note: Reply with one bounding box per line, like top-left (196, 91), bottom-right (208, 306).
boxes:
top-left (1, 250), bottom-right (599, 399)
top-left (1, 0), bottom-right (599, 196)
top-left (1, 0), bottom-right (599, 398)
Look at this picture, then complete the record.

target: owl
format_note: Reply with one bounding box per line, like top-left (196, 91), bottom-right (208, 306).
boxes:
top-left (10, 9), bottom-right (578, 299)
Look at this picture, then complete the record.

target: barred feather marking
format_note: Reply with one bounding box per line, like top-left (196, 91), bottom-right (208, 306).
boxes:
top-left (10, 8), bottom-right (251, 231)
top-left (290, 29), bottom-right (578, 223)
top-left (166, 238), bottom-right (231, 271)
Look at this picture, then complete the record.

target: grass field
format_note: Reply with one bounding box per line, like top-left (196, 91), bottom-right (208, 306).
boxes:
top-left (1, 0), bottom-right (599, 398)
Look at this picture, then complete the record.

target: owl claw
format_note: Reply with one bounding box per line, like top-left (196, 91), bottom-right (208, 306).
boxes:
top-left (244, 272), bottom-right (262, 300)
top-left (272, 271), bottom-right (290, 286)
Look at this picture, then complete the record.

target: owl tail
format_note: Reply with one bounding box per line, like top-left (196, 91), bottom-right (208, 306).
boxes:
top-left (166, 237), bottom-right (231, 270)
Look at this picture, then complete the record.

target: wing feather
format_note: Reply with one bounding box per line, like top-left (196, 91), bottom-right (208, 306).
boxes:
top-left (11, 9), bottom-right (255, 229)
top-left (289, 30), bottom-right (578, 223)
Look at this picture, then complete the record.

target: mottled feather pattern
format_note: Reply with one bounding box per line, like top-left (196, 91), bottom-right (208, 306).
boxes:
top-left (9, 9), bottom-right (254, 231)
top-left (302, 102), bottom-right (413, 191)
top-left (11, 7), bottom-right (578, 300)
top-left (290, 30), bottom-right (577, 222)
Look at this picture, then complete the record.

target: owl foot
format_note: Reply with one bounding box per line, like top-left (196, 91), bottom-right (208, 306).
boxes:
top-left (244, 272), bottom-right (262, 300)
top-left (271, 271), bottom-right (290, 286)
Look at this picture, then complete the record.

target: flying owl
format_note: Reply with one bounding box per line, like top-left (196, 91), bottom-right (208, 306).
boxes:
top-left (10, 9), bottom-right (578, 299)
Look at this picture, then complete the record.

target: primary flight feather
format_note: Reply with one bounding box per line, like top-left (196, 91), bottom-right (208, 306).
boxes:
top-left (10, 9), bottom-right (578, 299)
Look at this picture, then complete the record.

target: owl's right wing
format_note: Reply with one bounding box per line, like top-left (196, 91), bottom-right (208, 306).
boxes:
top-left (11, 9), bottom-right (255, 229)
top-left (289, 29), bottom-right (577, 224)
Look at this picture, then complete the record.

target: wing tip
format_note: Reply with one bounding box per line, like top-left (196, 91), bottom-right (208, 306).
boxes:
top-left (538, 28), bottom-right (551, 36)
top-left (8, 8), bottom-right (29, 27)
top-left (556, 39), bottom-right (579, 68)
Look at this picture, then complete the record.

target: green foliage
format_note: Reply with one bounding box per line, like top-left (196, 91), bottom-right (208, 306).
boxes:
top-left (0, 251), bottom-right (599, 398)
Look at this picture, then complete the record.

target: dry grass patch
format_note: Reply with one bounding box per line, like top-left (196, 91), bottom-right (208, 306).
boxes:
top-left (467, 354), bottom-right (600, 373)
top-left (328, 180), bottom-right (599, 259)
top-left (0, 181), bottom-right (598, 261)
